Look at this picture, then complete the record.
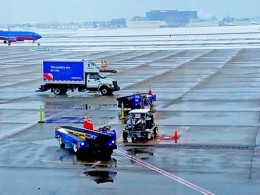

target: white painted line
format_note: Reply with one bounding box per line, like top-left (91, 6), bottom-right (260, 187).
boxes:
top-left (0, 104), bottom-right (82, 140)
top-left (0, 121), bottom-right (37, 140)
top-left (115, 150), bottom-right (215, 195)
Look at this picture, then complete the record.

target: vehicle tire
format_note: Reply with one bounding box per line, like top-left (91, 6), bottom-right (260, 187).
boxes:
top-left (73, 143), bottom-right (78, 153)
top-left (131, 137), bottom-right (137, 143)
top-left (123, 131), bottom-right (128, 141)
top-left (53, 87), bottom-right (62, 95)
top-left (100, 86), bottom-right (112, 96)
top-left (147, 132), bottom-right (152, 140)
top-left (60, 88), bottom-right (67, 95)
top-left (58, 137), bottom-right (65, 149)
top-left (153, 128), bottom-right (158, 139)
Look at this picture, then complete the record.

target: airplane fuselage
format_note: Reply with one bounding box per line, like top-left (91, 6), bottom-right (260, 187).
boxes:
top-left (0, 30), bottom-right (42, 45)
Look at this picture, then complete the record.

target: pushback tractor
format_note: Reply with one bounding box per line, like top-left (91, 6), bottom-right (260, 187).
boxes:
top-left (123, 108), bottom-right (158, 142)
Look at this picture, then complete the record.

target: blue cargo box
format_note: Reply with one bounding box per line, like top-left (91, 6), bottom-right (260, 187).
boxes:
top-left (117, 93), bottom-right (156, 109)
top-left (43, 60), bottom-right (84, 82)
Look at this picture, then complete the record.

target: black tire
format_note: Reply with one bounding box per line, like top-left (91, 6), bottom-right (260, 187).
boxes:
top-left (147, 132), bottom-right (152, 140)
top-left (131, 137), bottom-right (137, 143)
top-left (73, 143), bottom-right (78, 153)
top-left (123, 131), bottom-right (128, 141)
top-left (60, 88), bottom-right (67, 95)
top-left (153, 128), bottom-right (158, 139)
top-left (100, 86), bottom-right (112, 96)
top-left (53, 88), bottom-right (62, 95)
top-left (58, 137), bottom-right (65, 149)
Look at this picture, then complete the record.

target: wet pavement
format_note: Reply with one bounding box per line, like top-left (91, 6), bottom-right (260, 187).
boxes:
top-left (0, 26), bottom-right (260, 194)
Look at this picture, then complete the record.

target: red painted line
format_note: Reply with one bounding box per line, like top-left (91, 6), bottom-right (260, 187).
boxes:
top-left (115, 150), bottom-right (215, 195)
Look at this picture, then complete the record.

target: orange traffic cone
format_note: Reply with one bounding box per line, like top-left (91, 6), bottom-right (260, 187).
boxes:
top-left (148, 86), bottom-right (152, 95)
top-left (83, 114), bottom-right (89, 129)
top-left (88, 117), bottom-right (94, 130)
top-left (83, 114), bottom-right (94, 130)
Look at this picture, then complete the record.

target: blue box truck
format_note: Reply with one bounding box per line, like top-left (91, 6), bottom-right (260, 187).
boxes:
top-left (37, 59), bottom-right (120, 95)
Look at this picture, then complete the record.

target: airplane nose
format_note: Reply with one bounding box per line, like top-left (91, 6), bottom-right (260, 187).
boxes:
top-left (36, 34), bottom-right (42, 39)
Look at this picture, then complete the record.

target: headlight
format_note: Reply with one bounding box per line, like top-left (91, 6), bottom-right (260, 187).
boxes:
top-left (112, 140), bottom-right (115, 144)
top-left (81, 142), bottom-right (84, 146)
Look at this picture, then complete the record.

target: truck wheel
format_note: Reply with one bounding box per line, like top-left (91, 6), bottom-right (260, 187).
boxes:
top-left (60, 88), bottom-right (67, 95)
top-left (53, 88), bottom-right (62, 95)
top-left (100, 86), bottom-right (111, 96)
top-left (73, 143), bottom-right (78, 153)
top-left (58, 137), bottom-right (65, 149)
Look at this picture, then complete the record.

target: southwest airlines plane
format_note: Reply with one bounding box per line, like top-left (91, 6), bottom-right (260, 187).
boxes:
top-left (0, 30), bottom-right (42, 45)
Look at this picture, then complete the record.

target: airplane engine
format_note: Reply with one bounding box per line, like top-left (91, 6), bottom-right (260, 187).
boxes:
top-left (7, 37), bottom-right (17, 45)
top-left (8, 37), bottom-right (17, 42)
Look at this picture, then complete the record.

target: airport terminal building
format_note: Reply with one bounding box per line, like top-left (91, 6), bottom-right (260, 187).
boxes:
top-left (146, 10), bottom-right (197, 27)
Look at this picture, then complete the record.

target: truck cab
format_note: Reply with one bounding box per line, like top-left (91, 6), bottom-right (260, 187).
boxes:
top-left (85, 70), bottom-right (118, 95)
top-left (123, 109), bottom-right (158, 142)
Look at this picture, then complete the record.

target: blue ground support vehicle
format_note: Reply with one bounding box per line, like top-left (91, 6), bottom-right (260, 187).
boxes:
top-left (55, 125), bottom-right (117, 159)
top-left (117, 92), bottom-right (156, 110)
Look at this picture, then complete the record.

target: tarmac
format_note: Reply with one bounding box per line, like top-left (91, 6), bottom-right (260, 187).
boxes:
top-left (0, 25), bottom-right (260, 194)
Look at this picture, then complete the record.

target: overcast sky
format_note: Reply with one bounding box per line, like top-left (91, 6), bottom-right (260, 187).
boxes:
top-left (1, 0), bottom-right (259, 24)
